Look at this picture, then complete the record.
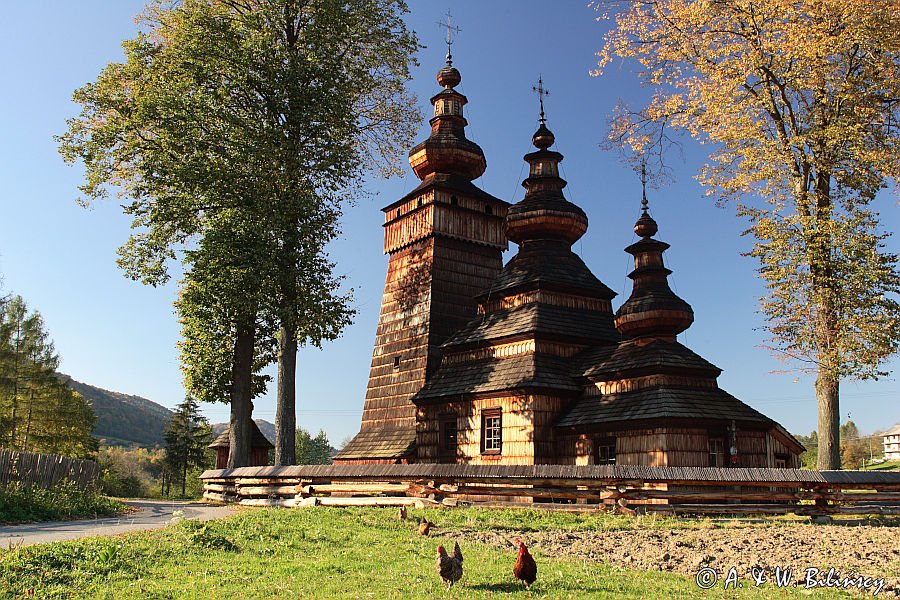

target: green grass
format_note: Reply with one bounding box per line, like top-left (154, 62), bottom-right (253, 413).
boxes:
top-left (0, 507), bottom-right (858, 599)
top-left (867, 460), bottom-right (900, 472)
top-left (0, 482), bottom-right (126, 524)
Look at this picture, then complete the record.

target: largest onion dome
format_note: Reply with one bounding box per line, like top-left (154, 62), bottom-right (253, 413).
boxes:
top-left (505, 119), bottom-right (588, 246)
top-left (615, 194), bottom-right (694, 339)
top-left (407, 61), bottom-right (486, 182)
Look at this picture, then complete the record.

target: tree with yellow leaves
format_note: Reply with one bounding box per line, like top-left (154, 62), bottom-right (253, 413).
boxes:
top-left (594, 0), bottom-right (900, 469)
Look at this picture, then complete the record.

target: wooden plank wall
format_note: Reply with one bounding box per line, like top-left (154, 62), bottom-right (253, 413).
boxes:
top-left (0, 449), bottom-right (100, 491)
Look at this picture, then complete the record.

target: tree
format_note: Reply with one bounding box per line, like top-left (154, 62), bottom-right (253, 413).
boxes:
top-left (595, 0), bottom-right (900, 469)
top-left (296, 426), bottom-right (333, 465)
top-left (0, 296), bottom-right (96, 458)
top-left (58, 0), bottom-right (419, 467)
top-left (164, 396), bottom-right (213, 496)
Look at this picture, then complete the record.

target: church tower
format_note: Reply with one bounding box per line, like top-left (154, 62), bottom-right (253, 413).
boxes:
top-left (334, 54), bottom-right (509, 463)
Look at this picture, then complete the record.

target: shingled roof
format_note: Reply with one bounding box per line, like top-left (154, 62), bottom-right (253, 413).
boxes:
top-left (209, 421), bottom-right (274, 449)
top-left (476, 240), bottom-right (616, 300)
top-left (556, 386), bottom-right (773, 428)
top-left (574, 338), bottom-right (721, 379)
top-left (443, 302), bottom-right (620, 349)
top-left (335, 427), bottom-right (416, 460)
top-left (414, 353), bottom-right (581, 402)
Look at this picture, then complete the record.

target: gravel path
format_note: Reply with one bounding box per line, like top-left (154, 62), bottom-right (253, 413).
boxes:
top-left (0, 499), bottom-right (236, 548)
top-left (448, 523), bottom-right (900, 596)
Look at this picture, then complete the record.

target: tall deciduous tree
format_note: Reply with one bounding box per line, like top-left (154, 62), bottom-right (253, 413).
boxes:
top-left (595, 0), bottom-right (900, 469)
top-left (164, 396), bottom-right (213, 496)
top-left (59, 0), bottom-right (419, 466)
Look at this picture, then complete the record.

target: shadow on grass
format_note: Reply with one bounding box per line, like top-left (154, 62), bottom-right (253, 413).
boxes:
top-left (467, 582), bottom-right (607, 594)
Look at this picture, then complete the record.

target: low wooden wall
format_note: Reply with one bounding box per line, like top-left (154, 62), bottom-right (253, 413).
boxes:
top-left (0, 449), bottom-right (100, 491)
top-left (200, 464), bottom-right (900, 516)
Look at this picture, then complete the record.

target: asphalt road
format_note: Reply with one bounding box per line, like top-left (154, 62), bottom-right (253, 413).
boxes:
top-left (0, 499), bottom-right (236, 548)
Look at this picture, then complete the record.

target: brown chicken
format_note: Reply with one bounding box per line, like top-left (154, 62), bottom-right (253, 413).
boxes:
top-left (513, 539), bottom-right (537, 588)
top-left (436, 541), bottom-right (464, 589)
top-left (418, 516), bottom-right (433, 536)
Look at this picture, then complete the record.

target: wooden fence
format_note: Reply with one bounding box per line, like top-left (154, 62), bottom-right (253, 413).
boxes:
top-left (200, 464), bottom-right (900, 517)
top-left (0, 449), bottom-right (100, 491)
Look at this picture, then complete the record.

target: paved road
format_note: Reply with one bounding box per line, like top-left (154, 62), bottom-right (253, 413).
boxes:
top-left (0, 500), bottom-right (236, 548)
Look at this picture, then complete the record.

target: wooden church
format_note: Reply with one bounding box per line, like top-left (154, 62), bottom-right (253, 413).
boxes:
top-left (334, 56), bottom-right (803, 469)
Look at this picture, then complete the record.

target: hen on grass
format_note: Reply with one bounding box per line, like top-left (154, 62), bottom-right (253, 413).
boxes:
top-left (436, 541), bottom-right (463, 589)
top-left (418, 516), bottom-right (434, 536)
top-left (513, 539), bottom-right (537, 588)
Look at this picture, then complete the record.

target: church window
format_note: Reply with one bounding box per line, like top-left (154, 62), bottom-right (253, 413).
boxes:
top-left (708, 437), bottom-right (726, 467)
top-left (450, 195), bottom-right (458, 206)
top-left (481, 409), bottom-right (502, 454)
top-left (440, 416), bottom-right (458, 456)
top-left (485, 204), bottom-right (493, 215)
top-left (596, 438), bottom-right (616, 465)
top-left (393, 356), bottom-right (401, 370)
top-left (395, 208), bottom-right (401, 219)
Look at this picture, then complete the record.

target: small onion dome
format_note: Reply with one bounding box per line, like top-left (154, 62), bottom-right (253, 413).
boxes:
top-left (506, 193), bottom-right (588, 245)
top-left (506, 123), bottom-right (588, 246)
top-left (532, 123), bottom-right (555, 149)
top-left (615, 223), bottom-right (694, 338)
top-left (437, 65), bottom-right (461, 89)
top-left (634, 211), bottom-right (658, 238)
top-left (407, 64), bottom-right (486, 182)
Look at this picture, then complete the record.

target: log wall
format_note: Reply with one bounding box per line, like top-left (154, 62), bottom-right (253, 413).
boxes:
top-left (417, 394), bottom-right (569, 464)
top-left (201, 464), bottom-right (900, 517)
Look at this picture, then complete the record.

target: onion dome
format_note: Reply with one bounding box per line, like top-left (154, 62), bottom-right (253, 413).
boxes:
top-left (615, 195), bottom-right (694, 339)
top-left (407, 61), bottom-right (486, 182)
top-left (506, 121), bottom-right (588, 246)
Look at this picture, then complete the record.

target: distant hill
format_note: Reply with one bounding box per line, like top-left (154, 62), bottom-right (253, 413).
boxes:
top-left (59, 375), bottom-right (174, 448)
top-left (211, 419), bottom-right (276, 444)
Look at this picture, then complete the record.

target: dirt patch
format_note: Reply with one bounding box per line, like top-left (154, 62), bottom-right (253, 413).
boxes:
top-left (447, 523), bottom-right (900, 596)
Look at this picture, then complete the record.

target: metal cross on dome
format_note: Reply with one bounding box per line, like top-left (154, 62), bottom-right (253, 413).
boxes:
top-left (532, 76), bottom-right (549, 124)
top-left (437, 9), bottom-right (462, 65)
top-left (640, 158), bottom-right (649, 213)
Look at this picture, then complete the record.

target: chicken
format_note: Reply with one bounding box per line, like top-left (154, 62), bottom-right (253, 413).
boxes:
top-left (398, 506), bottom-right (407, 520)
top-left (436, 541), bottom-right (464, 589)
top-left (513, 539), bottom-right (537, 588)
top-left (418, 515), bottom-right (433, 536)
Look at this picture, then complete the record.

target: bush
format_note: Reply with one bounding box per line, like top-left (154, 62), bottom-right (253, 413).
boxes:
top-left (0, 480), bottom-right (124, 524)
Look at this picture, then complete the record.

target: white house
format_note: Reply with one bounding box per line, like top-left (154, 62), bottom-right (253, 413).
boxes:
top-left (884, 424), bottom-right (900, 461)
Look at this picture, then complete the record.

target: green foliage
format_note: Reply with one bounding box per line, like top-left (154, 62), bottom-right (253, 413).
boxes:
top-left (0, 296), bottom-right (97, 458)
top-left (0, 480), bottom-right (123, 524)
top-left (795, 431), bottom-right (819, 469)
top-left (163, 396), bottom-right (213, 496)
top-left (295, 426), bottom-right (333, 465)
top-left (97, 446), bottom-right (165, 498)
top-left (58, 0), bottom-right (420, 465)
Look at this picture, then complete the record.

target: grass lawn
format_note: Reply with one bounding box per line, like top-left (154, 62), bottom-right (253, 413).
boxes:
top-left (0, 507), bottom-right (860, 599)
top-left (867, 461), bottom-right (900, 472)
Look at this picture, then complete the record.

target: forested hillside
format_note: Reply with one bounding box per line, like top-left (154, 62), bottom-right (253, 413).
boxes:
top-left (60, 376), bottom-right (173, 448)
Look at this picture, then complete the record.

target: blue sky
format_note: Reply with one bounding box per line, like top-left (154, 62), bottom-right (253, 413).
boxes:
top-left (1, 2), bottom-right (897, 445)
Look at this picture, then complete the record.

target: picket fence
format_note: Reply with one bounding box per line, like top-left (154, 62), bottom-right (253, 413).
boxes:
top-left (0, 448), bottom-right (100, 491)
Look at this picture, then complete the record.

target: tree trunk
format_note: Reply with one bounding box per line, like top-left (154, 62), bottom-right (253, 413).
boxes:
top-left (182, 459), bottom-right (188, 497)
top-left (274, 325), bottom-right (298, 466)
top-left (815, 372), bottom-right (840, 470)
top-left (228, 320), bottom-right (256, 468)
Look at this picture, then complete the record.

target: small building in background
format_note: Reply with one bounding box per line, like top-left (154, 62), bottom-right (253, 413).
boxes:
top-left (209, 421), bottom-right (274, 469)
top-left (884, 425), bottom-right (900, 461)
